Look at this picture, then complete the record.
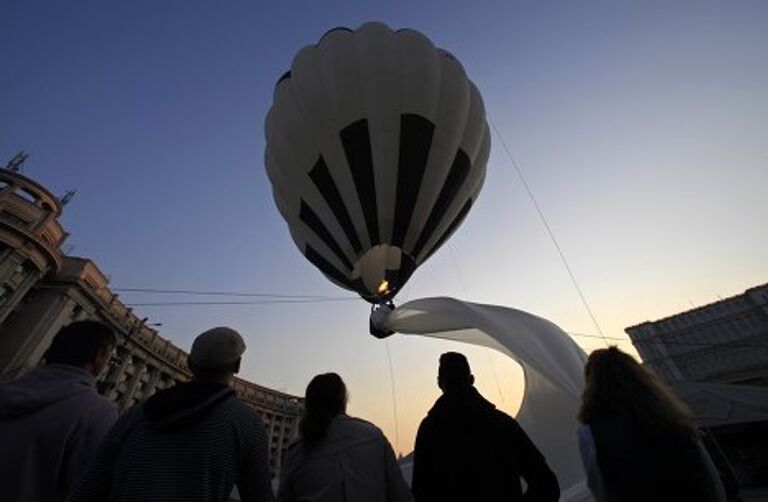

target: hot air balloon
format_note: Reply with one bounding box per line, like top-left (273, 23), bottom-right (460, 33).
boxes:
top-left (265, 22), bottom-right (490, 306)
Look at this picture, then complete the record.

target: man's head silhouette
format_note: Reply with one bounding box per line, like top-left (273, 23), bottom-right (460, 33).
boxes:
top-left (437, 352), bottom-right (474, 391)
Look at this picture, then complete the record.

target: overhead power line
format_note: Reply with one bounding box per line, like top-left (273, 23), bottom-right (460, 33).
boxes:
top-left (114, 289), bottom-right (767, 348)
top-left (568, 332), bottom-right (631, 342)
top-left (114, 287), bottom-right (354, 300)
top-left (125, 298), bottom-right (362, 307)
top-left (567, 331), bottom-right (768, 349)
top-left (114, 289), bottom-right (766, 347)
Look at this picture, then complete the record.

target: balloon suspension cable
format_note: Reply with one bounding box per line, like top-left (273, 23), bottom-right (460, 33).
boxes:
top-left (384, 339), bottom-right (400, 455)
top-left (489, 117), bottom-right (609, 346)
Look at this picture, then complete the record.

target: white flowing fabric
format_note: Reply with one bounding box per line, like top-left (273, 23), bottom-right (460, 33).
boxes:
top-left (380, 297), bottom-right (593, 501)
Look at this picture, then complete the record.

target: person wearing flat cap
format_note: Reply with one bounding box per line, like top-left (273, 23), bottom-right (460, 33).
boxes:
top-left (70, 327), bottom-right (274, 502)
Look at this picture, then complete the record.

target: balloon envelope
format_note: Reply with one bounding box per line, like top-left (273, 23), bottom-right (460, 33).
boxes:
top-left (265, 22), bottom-right (490, 303)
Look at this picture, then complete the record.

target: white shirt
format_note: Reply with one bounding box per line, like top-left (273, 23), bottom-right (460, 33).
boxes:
top-left (278, 415), bottom-right (412, 502)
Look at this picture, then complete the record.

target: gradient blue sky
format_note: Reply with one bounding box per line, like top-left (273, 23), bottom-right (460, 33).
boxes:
top-left (2, 0), bottom-right (767, 453)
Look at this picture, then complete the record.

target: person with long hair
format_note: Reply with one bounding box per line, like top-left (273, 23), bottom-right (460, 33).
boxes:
top-left (577, 346), bottom-right (725, 502)
top-left (278, 373), bottom-right (412, 502)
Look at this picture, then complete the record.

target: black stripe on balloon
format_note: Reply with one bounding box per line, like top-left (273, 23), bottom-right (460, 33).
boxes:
top-left (423, 198), bottom-right (473, 261)
top-left (308, 156), bottom-right (363, 254)
top-left (305, 246), bottom-right (371, 301)
top-left (277, 71), bottom-right (291, 85)
top-left (340, 119), bottom-right (380, 246)
top-left (394, 252), bottom-right (417, 296)
top-left (410, 149), bottom-right (471, 258)
top-left (351, 278), bottom-right (370, 301)
top-left (305, 245), bottom-right (354, 290)
top-left (383, 257), bottom-right (402, 295)
top-left (392, 114), bottom-right (435, 247)
top-left (299, 200), bottom-right (353, 270)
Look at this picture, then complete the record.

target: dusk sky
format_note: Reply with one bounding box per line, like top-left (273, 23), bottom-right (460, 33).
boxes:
top-left (2, 0), bottom-right (767, 454)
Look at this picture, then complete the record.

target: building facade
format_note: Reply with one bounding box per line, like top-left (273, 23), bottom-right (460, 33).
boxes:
top-left (625, 284), bottom-right (768, 386)
top-left (0, 162), bottom-right (302, 473)
top-left (626, 286), bottom-right (768, 493)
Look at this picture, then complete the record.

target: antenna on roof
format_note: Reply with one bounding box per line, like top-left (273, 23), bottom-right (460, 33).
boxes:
top-left (5, 151), bottom-right (28, 172)
top-left (60, 189), bottom-right (77, 206)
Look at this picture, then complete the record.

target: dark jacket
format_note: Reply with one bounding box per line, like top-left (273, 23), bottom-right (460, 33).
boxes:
top-left (69, 381), bottom-right (274, 502)
top-left (0, 364), bottom-right (117, 502)
top-left (412, 386), bottom-right (559, 502)
top-left (588, 413), bottom-right (725, 502)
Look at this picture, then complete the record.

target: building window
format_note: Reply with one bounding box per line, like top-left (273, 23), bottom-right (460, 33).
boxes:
top-left (0, 285), bottom-right (14, 306)
top-left (1, 210), bottom-right (30, 227)
top-left (15, 188), bottom-right (38, 203)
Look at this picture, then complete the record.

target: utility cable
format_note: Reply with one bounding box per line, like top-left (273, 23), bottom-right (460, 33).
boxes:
top-left (490, 117), bottom-right (609, 345)
top-left (125, 298), bottom-right (361, 307)
top-left (120, 294), bottom-right (768, 349)
top-left (108, 285), bottom-right (765, 349)
top-left (114, 287), bottom-right (353, 300)
top-left (567, 331), bottom-right (768, 349)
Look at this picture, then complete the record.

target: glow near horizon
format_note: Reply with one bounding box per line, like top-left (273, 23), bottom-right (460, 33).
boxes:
top-left (2, 0), bottom-right (767, 454)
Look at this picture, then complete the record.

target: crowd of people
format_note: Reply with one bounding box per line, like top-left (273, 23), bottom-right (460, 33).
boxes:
top-left (0, 320), bottom-right (727, 501)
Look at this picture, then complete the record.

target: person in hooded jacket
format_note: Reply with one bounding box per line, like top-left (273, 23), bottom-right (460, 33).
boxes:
top-left (278, 373), bottom-right (412, 502)
top-left (0, 320), bottom-right (118, 502)
top-left (69, 327), bottom-right (274, 502)
top-left (412, 352), bottom-right (560, 502)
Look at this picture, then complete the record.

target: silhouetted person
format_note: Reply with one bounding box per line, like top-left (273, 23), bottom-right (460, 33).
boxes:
top-left (577, 346), bottom-right (725, 502)
top-left (412, 352), bottom-right (559, 502)
top-left (278, 373), bottom-right (412, 502)
top-left (0, 320), bottom-right (118, 502)
top-left (70, 327), bottom-right (274, 502)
